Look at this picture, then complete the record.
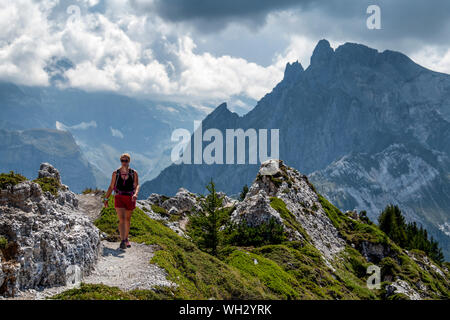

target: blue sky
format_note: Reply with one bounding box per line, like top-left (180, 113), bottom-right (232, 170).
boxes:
top-left (1, 0), bottom-right (449, 112)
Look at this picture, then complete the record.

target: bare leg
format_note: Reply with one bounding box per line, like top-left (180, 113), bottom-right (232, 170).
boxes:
top-left (124, 210), bottom-right (133, 240)
top-left (116, 208), bottom-right (126, 240)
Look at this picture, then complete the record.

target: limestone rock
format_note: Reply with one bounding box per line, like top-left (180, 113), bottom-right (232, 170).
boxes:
top-left (38, 162), bottom-right (62, 183)
top-left (232, 189), bottom-right (283, 227)
top-left (231, 159), bottom-right (345, 263)
top-left (0, 163), bottom-right (101, 297)
top-left (217, 192), bottom-right (238, 208)
top-left (385, 279), bottom-right (422, 300)
top-left (146, 193), bottom-right (167, 207)
top-left (359, 241), bottom-right (394, 263)
top-left (161, 188), bottom-right (201, 214)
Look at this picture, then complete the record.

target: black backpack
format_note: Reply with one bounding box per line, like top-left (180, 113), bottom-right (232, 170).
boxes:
top-left (114, 168), bottom-right (135, 194)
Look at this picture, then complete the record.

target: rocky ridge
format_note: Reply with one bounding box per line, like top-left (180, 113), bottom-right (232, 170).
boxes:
top-left (231, 159), bottom-right (345, 264)
top-left (137, 159), bottom-right (449, 300)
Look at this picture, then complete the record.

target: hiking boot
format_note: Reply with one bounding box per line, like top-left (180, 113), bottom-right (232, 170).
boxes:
top-left (125, 238), bottom-right (131, 248)
top-left (119, 240), bottom-right (126, 249)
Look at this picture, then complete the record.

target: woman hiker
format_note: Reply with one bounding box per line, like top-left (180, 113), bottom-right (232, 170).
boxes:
top-left (103, 153), bottom-right (140, 249)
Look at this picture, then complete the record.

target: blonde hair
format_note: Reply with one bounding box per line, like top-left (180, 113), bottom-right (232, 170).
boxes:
top-left (120, 153), bottom-right (131, 161)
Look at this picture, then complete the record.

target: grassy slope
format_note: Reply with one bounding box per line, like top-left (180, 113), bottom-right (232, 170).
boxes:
top-left (317, 194), bottom-right (449, 299)
top-left (51, 193), bottom-right (449, 300)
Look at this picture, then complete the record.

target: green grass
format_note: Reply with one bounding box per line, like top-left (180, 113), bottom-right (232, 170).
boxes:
top-left (49, 283), bottom-right (176, 300)
top-left (50, 283), bottom-right (139, 300)
top-left (32, 177), bottom-right (61, 196)
top-left (317, 194), bottom-right (390, 245)
top-left (269, 197), bottom-right (311, 242)
top-left (151, 204), bottom-right (169, 216)
top-left (379, 253), bottom-right (450, 299)
top-left (317, 193), bottom-right (449, 299)
top-left (224, 249), bottom-right (301, 299)
top-left (0, 171), bottom-right (27, 189)
top-left (0, 236), bottom-right (7, 250)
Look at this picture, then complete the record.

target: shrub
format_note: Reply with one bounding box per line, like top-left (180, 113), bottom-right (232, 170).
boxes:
top-left (359, 210), bottom-right (372, 224)
top-left (33, 177), bottom-right (60, 196)
top-left (225, 218), bottom-right (286, 247)
top-left (0, 171), bottom-right (27, 189)
top-left (151, 204), bottom-right (168, 216)
top-left (239, 184), bottom-right (249, 201)
top-left (0, 236), bottom-right (7, 250)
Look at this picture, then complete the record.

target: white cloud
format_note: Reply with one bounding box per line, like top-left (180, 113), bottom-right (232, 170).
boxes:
top-left (0, 0), bottom-right (289, 104)
top-left (56, 120), bottom-right (97, 131)
top-left (0, 0), bottom-right (61, 86)
top-left (110, 126), bottom-right (124, 138)
top-left (272, 35), bottom-right (319, 70)
top-left (411, 46), bottom-right (450, 75)
top-left (1, 0), bottom-right (449, 108)
top-left (171, 35), bottom-right (284, 101)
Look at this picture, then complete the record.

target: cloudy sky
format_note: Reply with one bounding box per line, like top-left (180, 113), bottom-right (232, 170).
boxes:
top-left (1, 0), bottom-right (450, 112)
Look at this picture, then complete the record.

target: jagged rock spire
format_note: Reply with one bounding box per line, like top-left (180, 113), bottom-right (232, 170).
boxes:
top-left (310, 39), bottom-right (334, 66)
top-left (283, 60), bottom-right (303, 83)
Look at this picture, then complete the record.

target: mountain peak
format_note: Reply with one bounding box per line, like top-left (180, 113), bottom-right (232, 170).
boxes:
top-left (334, 42), bottom-right (379, 66)
top-left (211, 102), bottom-right (233, 117)
top-left (215, 102), bottom-right (229, 112)
top-left (310, 39), bottom-right (334, 66)
top-left (283, 60), bottom-right (304, 83)
top-left (203, 102), bottom-right (240, 126)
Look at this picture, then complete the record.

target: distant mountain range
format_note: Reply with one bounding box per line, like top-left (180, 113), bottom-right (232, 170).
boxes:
top-left (0, 80), bottom-right (208, 189)
top-left (0, 128), bottom-right (96, 193)
top-left (141, 40), bottom-right (450, 259)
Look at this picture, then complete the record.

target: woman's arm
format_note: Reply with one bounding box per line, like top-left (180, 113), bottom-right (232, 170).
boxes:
top-left (103, 171), bottom-right (116, 206)
top-left (133, 170), bottom-right (140, 200)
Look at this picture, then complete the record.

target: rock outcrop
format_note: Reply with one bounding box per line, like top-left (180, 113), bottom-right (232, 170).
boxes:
top-left (385, 280), bottom-right (422, 300)
top-left (231, 159), bottom-right (345, 263)
top-left (160, 188), bottom-right (202, 214)
top-left (0, 163), bottom-right (101, 297)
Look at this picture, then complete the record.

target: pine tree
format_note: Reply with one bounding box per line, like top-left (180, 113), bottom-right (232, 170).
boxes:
top-left (378, 204), bottom-right (407, 247)
top-left (239, 184), bottom-right (249, 201)
top-left (378, 204), bottom-right (444, 264)
top-left (187, 179), bottom-right (228, 256)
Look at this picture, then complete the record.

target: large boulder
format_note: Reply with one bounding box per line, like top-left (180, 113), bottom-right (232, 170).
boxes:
top-left (232, 189), bottom-right (283, 227)
top-left (161, 188), bottom-right (201, 214)
top-left (38, 162), bottom-right (62, 183)
top-left (0, 163), bottom-right (101, 297)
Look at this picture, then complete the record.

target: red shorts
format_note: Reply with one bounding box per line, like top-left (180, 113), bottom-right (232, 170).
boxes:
top-left (114, 194), bottom-right (136, 210)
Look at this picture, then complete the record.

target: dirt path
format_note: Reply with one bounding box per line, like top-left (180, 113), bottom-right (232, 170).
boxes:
top-left (76, 193), bottom-right (104, 222)
top-left (4, 240), bottom-right (176, 300)
top-left (83, 241), bottom-right (175, 291)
